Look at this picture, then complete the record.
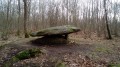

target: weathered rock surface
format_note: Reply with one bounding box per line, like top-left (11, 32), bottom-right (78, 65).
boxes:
top-left (30, 25), bottom-right (80, 37)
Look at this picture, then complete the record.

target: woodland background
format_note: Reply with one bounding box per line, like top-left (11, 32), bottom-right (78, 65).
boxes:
top-left (0, 0), bottom-right (120, 40)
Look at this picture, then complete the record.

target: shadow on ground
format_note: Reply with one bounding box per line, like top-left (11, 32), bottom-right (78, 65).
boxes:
top-left (30, 37), bottom-right (68, 46)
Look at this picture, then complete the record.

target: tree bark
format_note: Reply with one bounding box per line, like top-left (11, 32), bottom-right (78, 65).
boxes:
top-left (17, 0), bottom-right (21, 36)
top-left (103, 0), bottom-right (112, 39)
top-left (23, 0), bottom-right (29, 38)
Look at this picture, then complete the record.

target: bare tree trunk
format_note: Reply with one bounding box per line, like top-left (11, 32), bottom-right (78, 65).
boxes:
top-left (103, 0), bottom-right (112, 39)
top-left (1, 0), bottom-right (12, 40)
top-left (113, 3), bottom-right (118, 37)
top-left (23, 0), bottom-right (29, 38)
top-left (17, 0), bottom-right (21, 36)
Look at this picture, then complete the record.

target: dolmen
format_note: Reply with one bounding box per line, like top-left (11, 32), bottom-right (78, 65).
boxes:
top-left (30, 25), bottom-right (80, 45)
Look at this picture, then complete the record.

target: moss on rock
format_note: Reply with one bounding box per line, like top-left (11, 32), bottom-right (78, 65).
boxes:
top-left (55, 60), bottom-right (66, 67)
top-left (15, 48), bottom-right (41, 60)
top-left (30, 25), bottom-right (80, 37)
top-left (108, 63), bottom-right (120, 67)
top-left (3, 48), bottom-right (41, 67)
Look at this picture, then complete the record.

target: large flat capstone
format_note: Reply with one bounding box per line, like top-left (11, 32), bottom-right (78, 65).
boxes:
top-left (30, 25), bottom-right (80, 37)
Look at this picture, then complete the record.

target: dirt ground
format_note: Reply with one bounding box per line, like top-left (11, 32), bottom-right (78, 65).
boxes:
top-left (0, 34), bottom-right (120, 67)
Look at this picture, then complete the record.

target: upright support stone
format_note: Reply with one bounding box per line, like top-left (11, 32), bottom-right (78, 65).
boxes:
top-left (65, 34), bottom-right (68, 40)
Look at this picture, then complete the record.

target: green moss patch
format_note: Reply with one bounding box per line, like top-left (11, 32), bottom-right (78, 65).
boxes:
top-left (3, 48), bottom-right (42, 67)
top-left (108, 63), bottom-right (120, 67)
top-left (15, 48), bottom-right (41, 60)
top-left (55, 60), bottom-right (66, 67)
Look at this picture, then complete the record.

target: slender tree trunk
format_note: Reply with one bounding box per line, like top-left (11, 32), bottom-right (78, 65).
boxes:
top-left (103, 0), bottom-right (112, 39)
top-left (17, 0), bottom-right (21, 36)
top-left (2, 0), bottom-right (12, 40)
top-left (23, 0), bottom-right (29, 38)
top-left (113, 3), bottom-right (118, 37)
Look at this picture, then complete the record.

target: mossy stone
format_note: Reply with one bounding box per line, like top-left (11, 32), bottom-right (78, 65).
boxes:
top-left (108, 64), bottom-right (120, 67)
top-left (30, 25), bottom-right (80, 37)
top-left (15, 48), bottom-right (41, 60)
top-left (55, 60), bottom-right (66, 67)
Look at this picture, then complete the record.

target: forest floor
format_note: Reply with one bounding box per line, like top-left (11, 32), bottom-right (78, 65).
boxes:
top-left (0, 33), bottom-right (120, 67)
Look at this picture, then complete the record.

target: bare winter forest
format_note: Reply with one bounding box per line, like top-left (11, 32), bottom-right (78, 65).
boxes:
top-left (0, 0), bottom-right (120, 67)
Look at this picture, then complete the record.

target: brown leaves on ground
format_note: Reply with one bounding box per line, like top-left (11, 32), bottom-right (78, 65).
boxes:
top-left (0, 34), bottom-right (120, 67)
